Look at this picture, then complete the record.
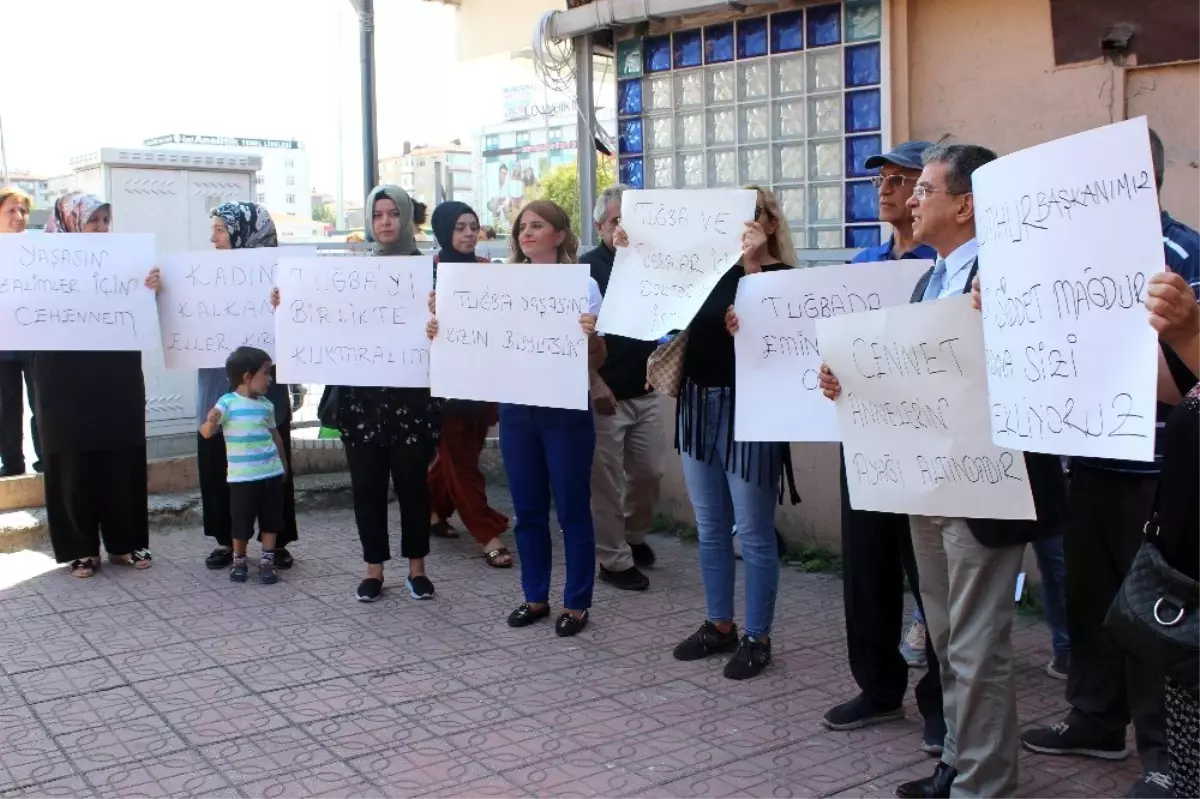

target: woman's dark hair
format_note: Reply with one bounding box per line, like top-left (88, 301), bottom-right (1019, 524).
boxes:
top-left (413, 201), bottom-right (428, 226)
top-left (225, 346), bottom-right (272, 389)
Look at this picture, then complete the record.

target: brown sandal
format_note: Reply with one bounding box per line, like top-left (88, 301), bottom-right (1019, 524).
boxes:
top-left (109, 549), bottom-right (152, 570)
top-left (484, 547), bottom-right (513, 568)
top-left (70, 558), bottom-right (97, 578)
top-left (431, 519), bottom-right (459, 539)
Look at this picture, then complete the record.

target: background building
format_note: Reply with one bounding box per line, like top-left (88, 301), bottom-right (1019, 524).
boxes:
top-left (379, 141), bottom-right (475, 209)
top-left (0, 171), bottom-right (51, 208)
top-left (144, 134), bottom-right (311, 220)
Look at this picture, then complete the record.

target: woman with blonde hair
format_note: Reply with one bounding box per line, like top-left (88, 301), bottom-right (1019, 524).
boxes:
top-left (621, 186), bottom-right (798, 678)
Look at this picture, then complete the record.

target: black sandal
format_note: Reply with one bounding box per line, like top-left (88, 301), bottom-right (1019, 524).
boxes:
top-left (507, 603), bottom-right (550, 628)
top-left (484, 547), bottom-right (513, 568)
top-left (556, 610), bottom-right (589, 637)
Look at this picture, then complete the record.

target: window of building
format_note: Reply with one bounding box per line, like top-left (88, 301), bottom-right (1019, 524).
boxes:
top-left (484, 135), bottom-right (500, 152)
top-left (256, 175), bottom-right (266, 185)
top-left (285, 158), bottom-right (295, 168)
top-left (548, 126), bottom-right (570, 143)
top-left (286, 176), bottom-right (295, 186)
top-left (285, 194), bottom-right (296, 204)
top-left (257, 193), bottom-right (266, 204)
top-left (515, 131), bottom-right (532, 147)
top-left (615, 1), bottom-right (885, 250)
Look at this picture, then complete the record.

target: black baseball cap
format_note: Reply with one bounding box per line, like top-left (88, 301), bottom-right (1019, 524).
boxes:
top-left (864, 140), bottom-right (935, 171)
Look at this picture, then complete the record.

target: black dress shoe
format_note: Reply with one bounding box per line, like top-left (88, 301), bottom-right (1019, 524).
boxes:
top-left (630, 543), bottom-right (656, 568)
top-left (895, 762), bottom-right (956, 798)
top-left (555, 610), bottom-right (589, 637)
top-left (507, 603), bottom-right (550, 628)
top-left (275, 548), bottom-right (294, 569)
top-left (599, 565), bottom-right (649, 591)
top-left (205, 547), bottom-right (233, 570)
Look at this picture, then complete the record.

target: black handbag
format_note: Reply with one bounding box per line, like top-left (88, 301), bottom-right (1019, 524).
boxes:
top-left (317, 385), bottom-right (340, 429)
top-left (1105, 484), bottom-right (1199, 673)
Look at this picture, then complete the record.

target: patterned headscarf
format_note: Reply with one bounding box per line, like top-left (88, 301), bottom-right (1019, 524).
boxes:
top-left (365, 184), bottom-right (419, 256)
top-left (210, 202), bottom-right (278, 249)
top-left (44, 192), bottom-right (109, 233)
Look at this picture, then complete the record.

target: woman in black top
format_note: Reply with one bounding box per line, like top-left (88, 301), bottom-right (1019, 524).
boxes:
top-left (1142, 269), bottom-right (1198, 797)
top-left (661, 187), bottom-right (800, 680)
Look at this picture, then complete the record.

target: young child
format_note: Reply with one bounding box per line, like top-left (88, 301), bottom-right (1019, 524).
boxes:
top-left (200, 347), bottom-right (289, 584)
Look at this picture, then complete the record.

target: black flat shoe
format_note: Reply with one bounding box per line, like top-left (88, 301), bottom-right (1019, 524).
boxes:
top-left (205, 547), bottom-right (233, 570)
top-left (275, 548), bottom-right (294, 569)
top-left (507, 603), bottom-right (550, 628)
top-left (555, 611), bottom-right (589, 637)
top-left (356, 578), bottom-right (384, 602)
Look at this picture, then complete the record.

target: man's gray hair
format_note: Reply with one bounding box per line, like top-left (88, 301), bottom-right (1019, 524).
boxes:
top-left (921, 143), bottom-right (999, 194)
top-left (1149, 128), bottom-right (1165, 190)
top-left (594, 184), bottom-right (629, 225)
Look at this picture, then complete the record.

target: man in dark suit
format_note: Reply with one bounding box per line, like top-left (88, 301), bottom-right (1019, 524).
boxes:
top-left (820, 144), bottom-right (1068, 798)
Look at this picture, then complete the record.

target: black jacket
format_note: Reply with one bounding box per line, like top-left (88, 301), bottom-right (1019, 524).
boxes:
top-left (910, 258), bottom-right (1068, 548)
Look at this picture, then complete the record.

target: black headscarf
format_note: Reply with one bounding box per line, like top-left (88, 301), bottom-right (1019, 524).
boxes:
top-left (431, 201), bottom-right (480, 264)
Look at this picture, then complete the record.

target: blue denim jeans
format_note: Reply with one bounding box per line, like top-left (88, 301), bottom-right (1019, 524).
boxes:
top-left (1032, 534), bottom-right (1070, 660)
top-left (679, 387), bottom-right (781, 638)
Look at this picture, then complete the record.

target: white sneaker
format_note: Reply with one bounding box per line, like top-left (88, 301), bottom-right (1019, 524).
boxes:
top-left (732, 525), bottom-right (743, 560)
top-left (900, 620), bottom-right (928, 668)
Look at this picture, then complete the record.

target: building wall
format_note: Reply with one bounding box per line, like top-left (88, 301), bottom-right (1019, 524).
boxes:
top-left (453, 0), bottom-right (555, 61)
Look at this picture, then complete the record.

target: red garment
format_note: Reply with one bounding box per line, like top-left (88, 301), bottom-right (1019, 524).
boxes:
top-left (428, 406), bottom-right (509, 544)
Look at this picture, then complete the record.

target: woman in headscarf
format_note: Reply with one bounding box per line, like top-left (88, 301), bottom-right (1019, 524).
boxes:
top-left (34, 193), bottom-right (158, 577)
top-left (196, 202), bottom-right (299, 571)
top-left (426, 201), bottom-right (511, 567)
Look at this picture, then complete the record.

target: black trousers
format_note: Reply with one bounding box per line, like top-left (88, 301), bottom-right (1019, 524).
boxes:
top-left (841, 453), bottom-right (943, 719)
top-left (45, 448), bottom-right (148, 564)
top-left (0, 358), bottom-right (41, 475)
top-left (197, 423), bottom-right (298, 548)
top-left (1066, 465), bottom-right (1166, 771)
top-left (345, 439), bottom-right (434, 564)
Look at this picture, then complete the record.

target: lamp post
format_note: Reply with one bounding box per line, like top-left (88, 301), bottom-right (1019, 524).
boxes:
top-left (349, 0), bottom-right (379, 198)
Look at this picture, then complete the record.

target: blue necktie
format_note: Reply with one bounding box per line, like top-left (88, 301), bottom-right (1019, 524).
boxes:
top-left (922, 259), bottom-right (947, 301)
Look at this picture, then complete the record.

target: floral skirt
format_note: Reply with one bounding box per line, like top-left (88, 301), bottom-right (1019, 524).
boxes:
top-left (1166, 675), bottom-right (1199, 798)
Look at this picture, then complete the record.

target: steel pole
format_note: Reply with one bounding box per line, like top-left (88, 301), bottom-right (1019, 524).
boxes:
top-left (574, 34), bottom-right (597, 249)
top-left (357, 0), bottom-right (379, 198)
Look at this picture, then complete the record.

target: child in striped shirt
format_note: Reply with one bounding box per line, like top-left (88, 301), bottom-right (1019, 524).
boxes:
top-left (200, 347), bottom-right (288, 584)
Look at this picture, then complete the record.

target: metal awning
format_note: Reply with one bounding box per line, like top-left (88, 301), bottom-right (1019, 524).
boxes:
top-left (547, 0), bottom-right (779, 40)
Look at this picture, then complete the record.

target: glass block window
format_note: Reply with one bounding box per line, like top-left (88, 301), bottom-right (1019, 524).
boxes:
top-left (617, 1), bottom-right (885, 249)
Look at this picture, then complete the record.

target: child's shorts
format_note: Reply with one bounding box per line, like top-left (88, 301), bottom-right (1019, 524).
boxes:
top-left (229, 476), bottom-right (285, 541)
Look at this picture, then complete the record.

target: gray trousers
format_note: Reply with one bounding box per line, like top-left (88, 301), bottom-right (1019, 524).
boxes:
top-left (590, 394), bottom-right (664, 571)
top-left (910, 515), bottom-right (1025, 798)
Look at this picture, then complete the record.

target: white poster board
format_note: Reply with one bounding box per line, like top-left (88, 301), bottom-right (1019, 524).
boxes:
top-left (431, 263), bottom-right (591, 411)
top-left (0, 233), bottom-right (159, 351)
top-left (817, 296), bottom-right (1036, 519)
top-left (274, 255), bottom-right (434, 387)
top-left (973, 117), bottom-right (1161, 461)
top-left (597, 188), bottom-right (756, 340)
top-left (734, 260), bottom-right (932, 441)
top-left (157, 247), bottom-right (316, 369)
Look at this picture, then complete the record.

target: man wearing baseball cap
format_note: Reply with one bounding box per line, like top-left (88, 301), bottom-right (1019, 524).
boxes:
top-left (821, 141), bottom-right (946, 755)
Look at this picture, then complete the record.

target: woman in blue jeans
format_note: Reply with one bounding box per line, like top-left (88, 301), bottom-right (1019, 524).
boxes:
top-left (651, 187), bottom-right (799, 679)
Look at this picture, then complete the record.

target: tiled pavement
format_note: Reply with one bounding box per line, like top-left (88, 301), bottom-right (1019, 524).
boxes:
top-left (0, 498), bottom-right (1142, 798)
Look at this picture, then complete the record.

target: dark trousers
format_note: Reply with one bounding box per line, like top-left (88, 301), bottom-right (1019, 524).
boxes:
top-left (840, 453), bottom-right (943, 719)
top-left (197, 423), bottom-right (298, 548)
top-left (428, 410), bottom-right (509, 544)
top-left (45, 448), bottom-right (148, 563)
top-left (1066, 465), bottom-right (1166, 771)
top-left (0, 358), bottom-right (41, 475)
top-left (499, 404), bottom-right (596, 611)
top-left (345, 438), bottom-right (435, 564)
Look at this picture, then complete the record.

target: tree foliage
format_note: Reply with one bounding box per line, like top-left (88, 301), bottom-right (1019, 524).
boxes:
top-left (537, 155), bottom-right (617, 237)
top-left (312, 203), bottom-right (335, 224)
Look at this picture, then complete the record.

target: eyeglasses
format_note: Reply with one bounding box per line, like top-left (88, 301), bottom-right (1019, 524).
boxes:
top-left (912, 185), bottom-right (967, 201)
top-left (870, 175), bottom-right (915, 191)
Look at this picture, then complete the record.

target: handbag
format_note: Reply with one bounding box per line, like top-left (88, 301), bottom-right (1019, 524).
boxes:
top-left (645, 331), bottom-right (689, 398)
top-left (317, 385), bottom-right (340, 429)
top-left (1105, 483), bottom-right (1199, 674)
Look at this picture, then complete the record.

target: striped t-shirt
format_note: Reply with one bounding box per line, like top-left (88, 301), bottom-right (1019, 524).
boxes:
top-left (215, 392), bottom-right (285, 483)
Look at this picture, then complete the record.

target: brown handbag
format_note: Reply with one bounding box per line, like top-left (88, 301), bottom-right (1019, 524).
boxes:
top-left (645, 331), bottom-right (689, 398)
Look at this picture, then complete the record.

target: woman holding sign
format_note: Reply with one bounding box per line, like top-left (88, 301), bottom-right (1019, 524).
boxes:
top-left (34, 193), bottom-right (158, 577)
top-left (654, 186), bottom-right (799, 680)
top-left (194, 202), bottom-right (300, 571)
top-left (427, 200), bottom-right (604, 636)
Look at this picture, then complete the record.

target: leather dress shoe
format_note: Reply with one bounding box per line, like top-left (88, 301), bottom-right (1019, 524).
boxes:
top-left (895, 762), bottom-right (957, 798)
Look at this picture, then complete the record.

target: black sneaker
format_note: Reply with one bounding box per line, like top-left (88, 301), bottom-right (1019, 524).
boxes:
top-left (724, 635), bottom-right (771, 680)
top-left (230, 558), bottom-right (248, 583)
top-left (1127, 772), bottom-right (1174, 798)
top-left (356, 577), bottom-right (383, 602)
top-left (821, 694), bottom-right (905, 731)
top-left (673, 621), bottom-right (739, 661)
top-left (275, 548), bottom-right (294, 570)
top-left (406, 574), bottom-right (435, 600)
top-left (1020, 720), bottom-right (1129, 760)
top-left (206, 547), bottom-right (233, 570)
top-left (630, 543), bottom-right (656, 568)
top-left (599, 565), bottom-right (649, 591)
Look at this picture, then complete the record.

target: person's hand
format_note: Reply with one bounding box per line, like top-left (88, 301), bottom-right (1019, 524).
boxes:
top-left (270, 288), bottom-right (280, 309)
top-left (426, 318), bottom-right (439, 340)
top-left (144, 267), bottom-right (161, 293)
top-left (613, 225), bottom-right (629, 248)
top-left (970, 274), bottom-right (981, 311)
top-left (427, 291), bottom-right (436, 315)
top-left (592, 379), bottom-right (617, 416)
top-left (1146, 268), bottom-right (1200, 346)
top-left (205, 407), bottom-right (222, 426)
top-left (580, 313), bottom-right (598, 337)
top-left (725, 306), bottom-right (740, 335)
top-left (818, 363), bottom-right (841, 400)
top-left (742, 221), bottom-right (767, 255)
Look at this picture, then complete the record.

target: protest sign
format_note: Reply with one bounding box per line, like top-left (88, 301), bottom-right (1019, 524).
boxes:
top-left (157, 247), bottom-right (316, 369)
top-left (0, 233), bottom-right (159, 351)
top-left (973, 117), bottom-right (1161, 460)
top-left (817, 295), bottom-right (1035, 519)
top-left (734, 259), bottom-right (932, 441)
top-left (274, 255), bottom-right (433, 386)
top-left (596, 188), bottom-right (756, 340)
top-left (431, 263), bottom-right (592, 411)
